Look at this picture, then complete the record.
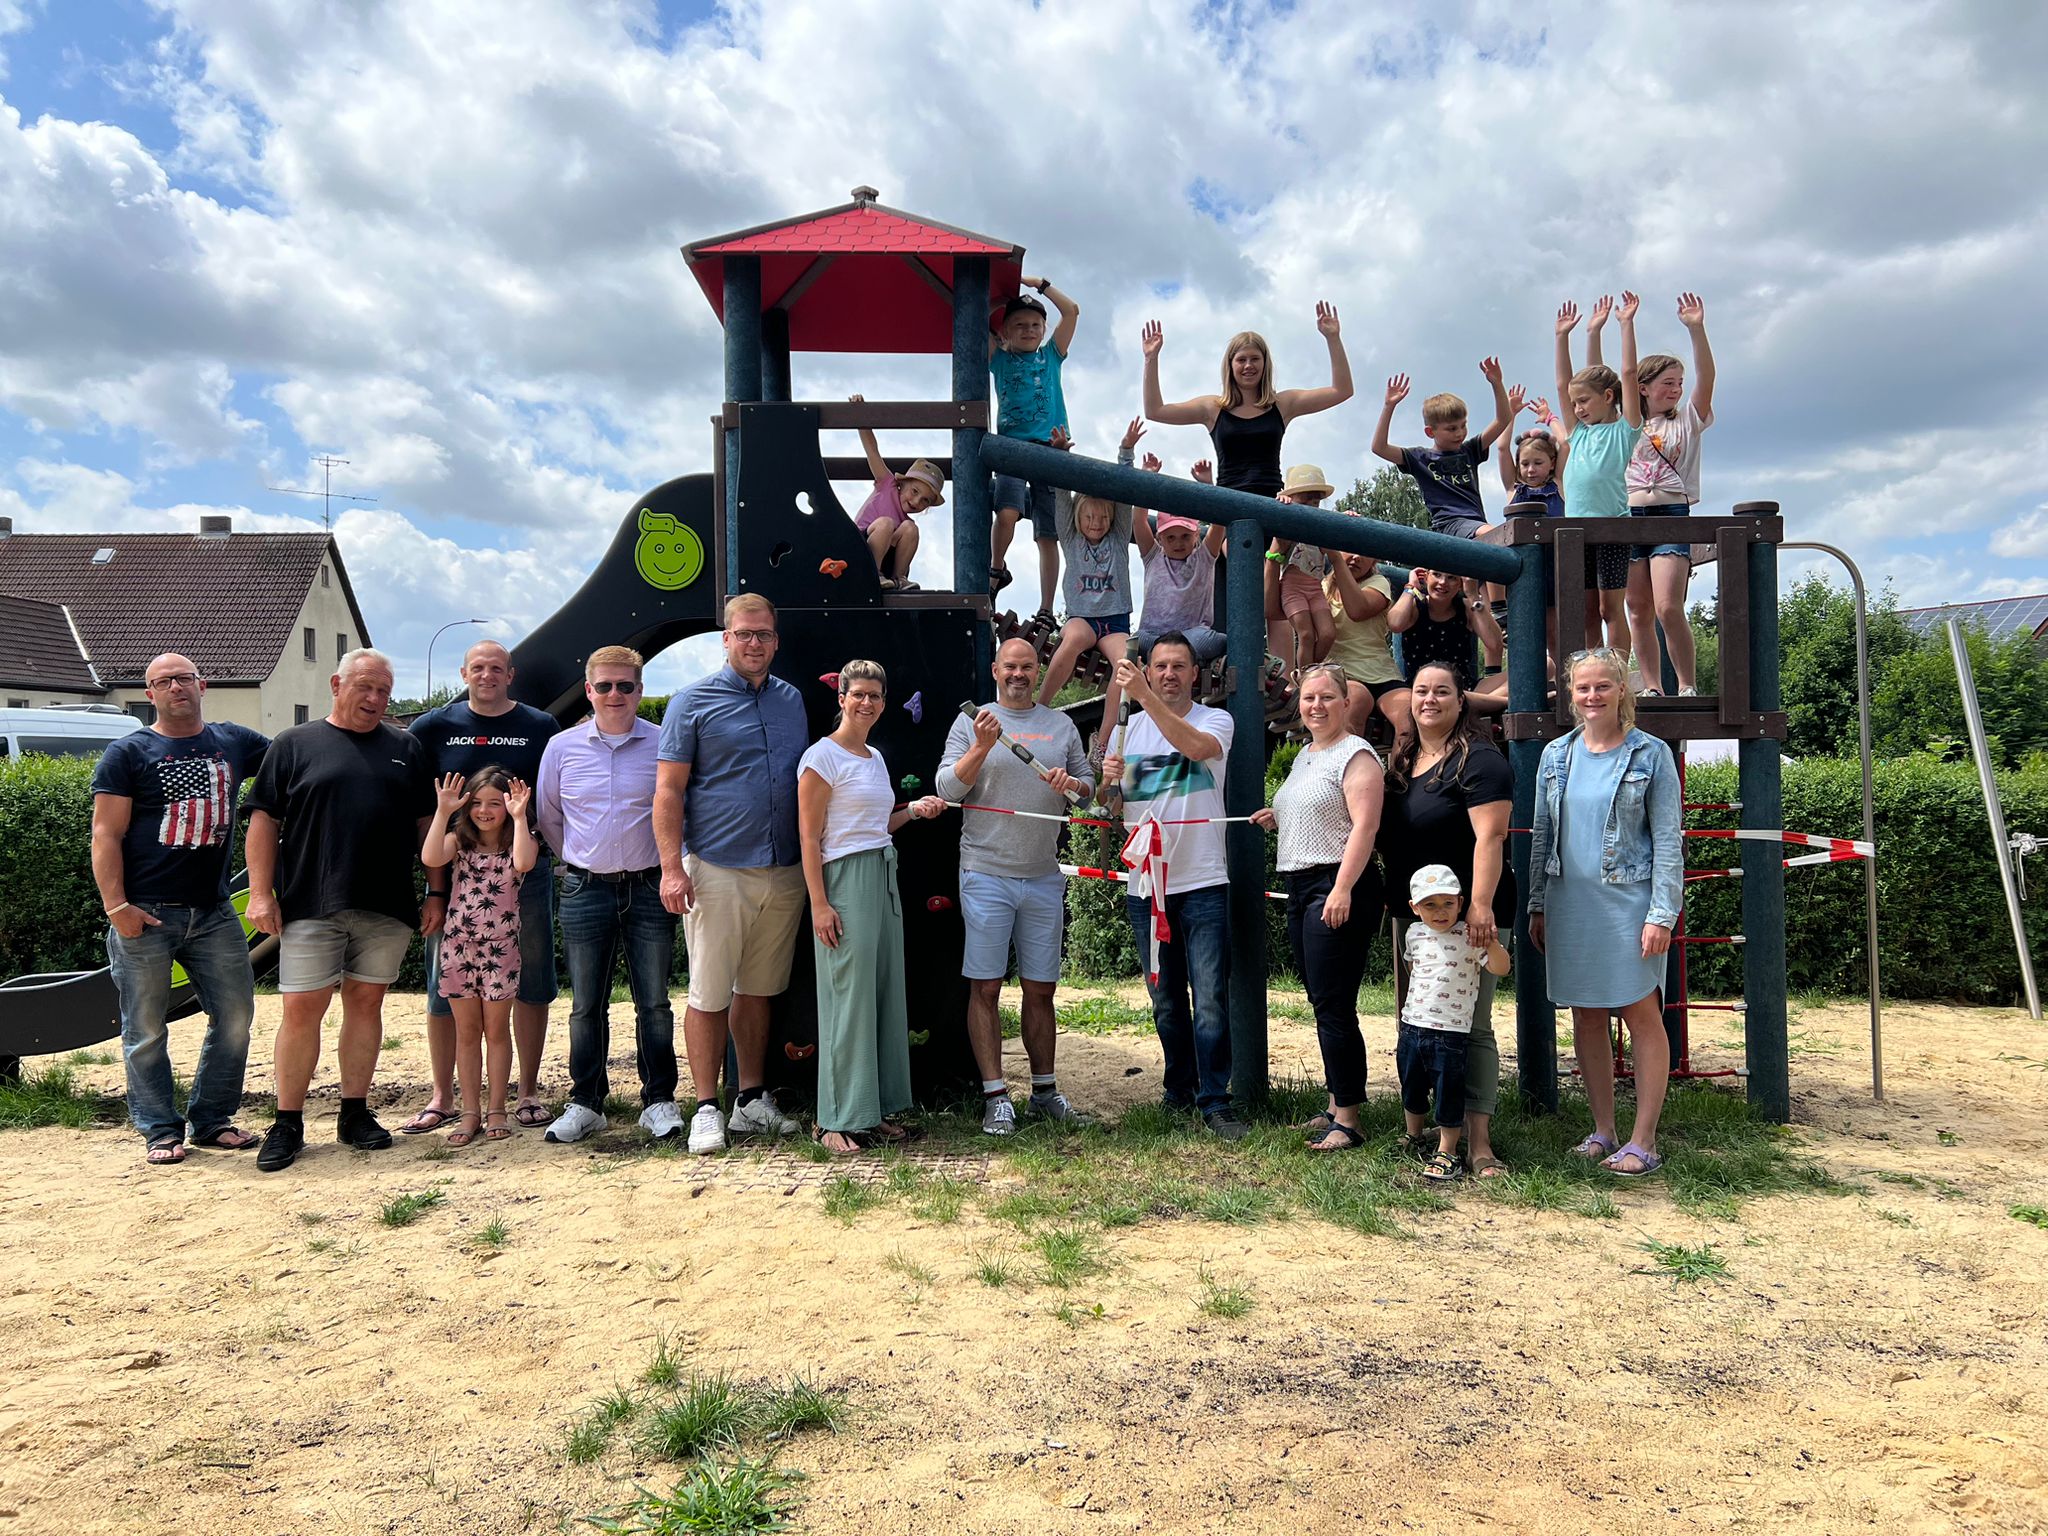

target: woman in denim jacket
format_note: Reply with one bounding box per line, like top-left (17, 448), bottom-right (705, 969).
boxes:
top-left (1526, 648), bottom-right (1682, 1176)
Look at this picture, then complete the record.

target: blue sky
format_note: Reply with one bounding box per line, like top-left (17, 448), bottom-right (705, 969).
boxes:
top-left (2, 0), bottom-right (2044, 697)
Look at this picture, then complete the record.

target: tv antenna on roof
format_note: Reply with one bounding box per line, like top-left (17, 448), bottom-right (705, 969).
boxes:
top-left (268, 455), bottom-right (378, 530)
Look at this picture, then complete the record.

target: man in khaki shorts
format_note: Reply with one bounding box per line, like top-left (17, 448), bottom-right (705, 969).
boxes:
top-left (655, 594), bottom-right (809, 1154)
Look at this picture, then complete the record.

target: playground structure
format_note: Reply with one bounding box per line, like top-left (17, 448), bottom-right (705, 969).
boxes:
top-left (0, 188), bottom-right (1825, 1122)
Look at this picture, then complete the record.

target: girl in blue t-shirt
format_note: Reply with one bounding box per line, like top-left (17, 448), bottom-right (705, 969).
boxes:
top-left (1553, 293), bottom-right (1644, 652)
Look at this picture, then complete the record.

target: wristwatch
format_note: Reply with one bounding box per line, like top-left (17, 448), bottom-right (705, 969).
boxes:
top-left (1035, 278), bottom-right (1050, 294)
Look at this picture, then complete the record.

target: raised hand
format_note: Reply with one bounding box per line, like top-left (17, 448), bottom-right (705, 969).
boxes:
top-left (1139, 320), bottom-right (1164, 359)
top-left (1384, 373), bottom-right (1411, 408)
top-left (1121, 416), bottom-right (1146, 452)
top-left (1191, 458), bottom-right (1214, 484)
top-left (1315, 300), bottom-right (1341, 338)
top-left (1555, 301), bottom-right (1581, 337)
top-left (1479, 356), bottom-right (1503, 384)
top-left (1506, 383), bottom-right (1528, 414)
top-left (1617, 290), bottom-right (1640, 323)
top-left (847, 392), bottom-right (865, 403)
top-left (1532, 395), bottom-right (1555, 423)
top-left (434, 772), bottom-right (467, 815)
top-left (504, 777), bottom-right (530, 821)
top-left (1676, 291), bottom-right (1706, 328)
top-left (1588, 294), bottom-right (1614, 330)
top-left (1049, 425), bottom-right (1072, 452)
top-left (1140, 451), bottom-right (1163, 474)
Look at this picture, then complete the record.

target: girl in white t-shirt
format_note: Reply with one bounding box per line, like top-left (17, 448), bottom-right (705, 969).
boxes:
top-left (1620, 293), bottom-right (1716, 697)
top-left (797, 659), bottom-right (946, 1156)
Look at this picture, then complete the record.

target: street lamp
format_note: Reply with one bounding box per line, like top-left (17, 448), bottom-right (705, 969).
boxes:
top-left (425, 618), bottom-right (492, 702)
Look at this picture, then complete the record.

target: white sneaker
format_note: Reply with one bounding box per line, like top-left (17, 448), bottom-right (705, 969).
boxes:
top-left (639, 1100), bottom-right (685, 1140)
top-left (544, 1103), bottom-right (606, 1144)
top-left (728, 1095), bottom-right (799, 1138)
top-left (1678, 685), bottom-right (1699, 697)
top-left (686, 1101), bottom-right (728, 1155)
top-left (981, 1096), bottom-right (1017, 1137)
top-left (1028, 1089), bottom-right (1088, 1124)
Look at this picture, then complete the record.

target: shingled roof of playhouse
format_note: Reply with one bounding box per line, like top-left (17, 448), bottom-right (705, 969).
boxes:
top-left (683, 189), bottom-right (1025, 355)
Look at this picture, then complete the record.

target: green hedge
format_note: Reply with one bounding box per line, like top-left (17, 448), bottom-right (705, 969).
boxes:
top-left (0, 755), bottom-right (103, 978)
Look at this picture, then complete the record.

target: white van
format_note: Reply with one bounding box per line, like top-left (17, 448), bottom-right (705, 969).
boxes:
top-left (0, 706), bottom-right (145, 761)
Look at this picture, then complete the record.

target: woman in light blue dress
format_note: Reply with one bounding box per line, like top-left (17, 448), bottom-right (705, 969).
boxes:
top-left (1526, 648), bottom-right (1683, 1176)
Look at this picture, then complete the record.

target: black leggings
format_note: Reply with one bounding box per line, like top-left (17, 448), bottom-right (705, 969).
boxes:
top-left (1283, 862), bottom-right (1383, 1107)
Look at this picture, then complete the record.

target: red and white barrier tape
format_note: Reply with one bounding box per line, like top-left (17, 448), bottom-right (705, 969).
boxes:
top-left (1686, 847), bottom-right (1867, 882)
top-left (1121, 821), bottom-right (1169, 985)
top-left (936, 801), bottom-right (1264, 829)
top-left (1059, 862), bottom-right (1288, 903)
top-left (1688, 828), bottom-right (1874, 858)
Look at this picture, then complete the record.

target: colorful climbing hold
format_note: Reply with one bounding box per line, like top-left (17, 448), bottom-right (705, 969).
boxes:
top-left (907, 1029), bottom-right (930, 1047)
top-left (899, 773), bottom-right (922, 792)
top-left (783, 1041), bottom-right (817, 1061)
top-left (819, 672), bottom-right (841, 689)
top-left (925, 895), bottom-right (953, 913)
top-left (904, 690), bottom-right (924, 723)
top-left (818, 558), bottom-right (848, 578)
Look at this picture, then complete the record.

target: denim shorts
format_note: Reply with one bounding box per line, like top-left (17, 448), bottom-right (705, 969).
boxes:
top-left (959, 869), bottom-right (1066, 984)
top-left (426, 854), bottom-right (559, 1016)
top-left (1435, 516), bottom-right (1488, 542)
top-left (1085, 613), bottom-right (1131, 640)
top-left (993, 474), bottom-right (1057, 539)
top-left (278, 910), bottom-right (414, 991)
top-left (1631, 503), bottom-right (1692, 562)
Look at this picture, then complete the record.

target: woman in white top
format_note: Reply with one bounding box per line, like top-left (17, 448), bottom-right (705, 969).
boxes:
top-left (1250, 663), bottom-right (1385, 1151)
top-left (797, 660), bottom-right (946, 1155)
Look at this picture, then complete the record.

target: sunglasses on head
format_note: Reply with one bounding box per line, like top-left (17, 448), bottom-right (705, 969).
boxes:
top-left (590, 680), bottom-right (640, 695)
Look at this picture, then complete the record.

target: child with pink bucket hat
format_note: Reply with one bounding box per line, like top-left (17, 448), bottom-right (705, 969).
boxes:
top-left (847, 393), bottom-right (945, 591)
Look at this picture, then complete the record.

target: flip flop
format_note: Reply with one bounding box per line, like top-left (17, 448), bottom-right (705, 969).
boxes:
top-left (1601, 1141), bottom-right (1663, 1178)
top-left (1306, 1123), bottom-right (1365, 1153)
top-left (191, 1125), bottom-right (260, 1150)
top-left (813, 1127), bottom-right (864, 1157)
top-left (401, 1106), bottom-right (458, 1135)
top-left (1569, 1131), bottom-right (1620, 1161)
top-left (145, 1139), bottom-right (186, 1166)
top-left (484, 1112), bottom-right (512, 1143)
top-left (512, 1102), bottom-right (551, 1128)
top-left (446, 1114), bottom-right (484, 1149)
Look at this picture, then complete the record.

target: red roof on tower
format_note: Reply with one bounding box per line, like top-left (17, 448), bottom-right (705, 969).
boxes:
top-left (683, 188), bottom-right (1026, 355)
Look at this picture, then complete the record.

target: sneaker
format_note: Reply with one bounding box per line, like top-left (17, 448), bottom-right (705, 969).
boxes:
top-left (256, 1118), bottom-right (304, 1173)
top-left (1027, 1090), bottom-right (1088, 1125)
top-left (729, 1095), bottom-right (799, 1138)
top-left (981, 1096), bottom-right (1018, 1137)
top-left (686, 1101), bottom-right (728, 1154)
top-left (1678, 685), bottom-right (1699, 697)
top-left (544, 1103), bottom-right (607, 1144)
top-left (639, 1100), bottom-right (685, 1140)
top-left (1203, 1110), bottom-right (1252, 1143)
top-left (336, 1109), bottom-right (393, 1151)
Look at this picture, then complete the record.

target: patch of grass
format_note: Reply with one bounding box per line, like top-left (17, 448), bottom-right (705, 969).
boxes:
top-left (974, 1253), bottom-right (1016, 1288)
top-left (418, 1140), bottom-right (457, 1163)
top-left (64, 1048), bottom-right (114, 1066)
top-left (0, 1065), bottom-right (123, 1130)
top-left (296, 1212), bottom-right (328, 1227)
top-left (566, 1407), bottom-right (619, 1466)
top-left (753, 1375), bottom-right (846, 1441)
top-left (985, 1188), bottom-right (1072, 1229)
top-left (2011, 1203), bottom-right (2048, 1231)
top-left (585, 1456), bottom-right (802, 1534)
top-left (307, 1237), bottom-right (340, 1255)
top-left (381, 1033), bottom-right (403, 1050)
top-left (1052, 1299), bottom-right (1107, 1329)
top-left (1633, 1238), bottom-right (1729, 1284)
top-left (470, 1214), bottom-right (509, 1251)
top-left (377, 1188), bottom-right (448, 1228)
top-left (1191, 1182), bottom-right (1279, 1226)
top-left (882, 1249), bottom-right (936, 1290)
top-left (1196, 1267), bottom-right (1252, 1319)
top-left (1059, 994), bottom-right (1152, 1036)
top-left (907, 1174), bottom-right (967, 1225)
top-left (603, 1091), bottom-right (642, 1119)
top-left (1875, 1170), bottom-right (1925, 1189)
top-left (1875, 1208), bottom-right (1913, 1227)
top-left (1031, 1225), bottom-right (1106, 1288)
top-left (1937, 1128), bottom-right (1960, 1147)
top-left (998, 1005), bottom-right (1021, 1040)
top-left (641, 1331), bottom-right (685, 1389)
top-left (882, 1161), bottom-right (922, 1198)
top-left (1483, 1163), bottom-right (1620, 1221)
top-left (821, 1177), bottom-right (882, 1225)
top-left (635, 1372), bottom-right (754, 1461)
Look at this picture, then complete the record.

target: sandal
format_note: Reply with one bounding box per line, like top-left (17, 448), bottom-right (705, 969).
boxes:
top-left (484, 1111), bottom-right (512, 1142)
top-left (1420, 1150), bottom-right (1464, 1183)
top-left (512, 1101), bottom-right (551, 1128)
top-left (145, 1138), bottom-right (186, 1166)
top-left (1601, 1141), bottom-right (1663, 1178)
top-left (1569, 1131), bottom-right (1620, 1161)
top-left (401, 1105), bottom-right (458, 1135)
top-left (1307, 1122), bottom-right (1365, 1153)
top-left (813, 1127), bottom-right (864, 1157)
top-left (191, 1125), bottom-right (260, 1150)
top-left (1298, 1110), bottom-right (1338, 1137)
top-left (1469, 1155), bottom-right (1510, 1180)
top-left (1392, 1130), bottom-right (1433, 1161)
top-left (446, 1113), bottom-right (483, 1149)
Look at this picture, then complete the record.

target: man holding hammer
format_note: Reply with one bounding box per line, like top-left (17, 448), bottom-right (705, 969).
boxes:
top-left (937, 637), bottom-right (1094, 1135)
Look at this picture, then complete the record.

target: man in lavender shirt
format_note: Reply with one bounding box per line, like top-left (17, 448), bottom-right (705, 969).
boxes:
top-left (535, 645), bottom-right (680, 1144)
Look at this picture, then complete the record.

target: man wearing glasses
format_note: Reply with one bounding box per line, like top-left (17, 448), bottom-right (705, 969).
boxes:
top-left (655, 594), bottom-right (809, 1154)
top-left (89, 656), bottom-right (269, 1165)
top-left (535, 645), bottom-right (680, 1144)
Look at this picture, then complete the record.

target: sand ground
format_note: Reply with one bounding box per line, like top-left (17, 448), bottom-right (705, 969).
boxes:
top-left (1, 991), bottom-right (2044, 1535)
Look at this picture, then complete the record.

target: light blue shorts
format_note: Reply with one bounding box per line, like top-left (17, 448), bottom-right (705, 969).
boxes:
top-left (959, 869), bottom-right (1067, 984)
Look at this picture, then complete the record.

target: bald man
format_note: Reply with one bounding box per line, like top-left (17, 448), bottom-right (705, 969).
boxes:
top-left (90, 654), bottom-right (270, 1165)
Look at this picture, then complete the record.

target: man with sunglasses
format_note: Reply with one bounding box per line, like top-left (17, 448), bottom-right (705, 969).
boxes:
top-left (90, 655), bottom-right (269, 1166)
top-left (654, 595), bottom-right (809, 1154)
top-left (535, 645), bottom-right (681, 1144)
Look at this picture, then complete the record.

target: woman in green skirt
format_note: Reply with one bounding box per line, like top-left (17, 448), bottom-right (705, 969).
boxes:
top-left (798, 660), bottom-right (946, 1154)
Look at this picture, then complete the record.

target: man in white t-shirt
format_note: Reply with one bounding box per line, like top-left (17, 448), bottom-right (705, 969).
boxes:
top-left (1100, 632), bottom-right (1246, 1140)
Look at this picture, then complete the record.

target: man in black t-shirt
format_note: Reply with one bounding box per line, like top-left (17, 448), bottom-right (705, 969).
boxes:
top-left (245, 648), bottom-right (435, 1172)
top-left (90, 653), bottom-right (269, 1165)
top-left (406, 640), bottom-right (560, 1131)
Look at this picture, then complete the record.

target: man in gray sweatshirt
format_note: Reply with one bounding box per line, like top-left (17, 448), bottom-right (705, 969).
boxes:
top-left (938, 637), bottom-right (1095, 1135)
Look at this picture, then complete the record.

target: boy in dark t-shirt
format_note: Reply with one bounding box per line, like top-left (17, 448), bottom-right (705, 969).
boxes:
top-left (1370, 360), bottom-right (1515, 538)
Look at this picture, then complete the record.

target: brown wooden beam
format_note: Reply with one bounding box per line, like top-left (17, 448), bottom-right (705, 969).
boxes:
top-left (1504, 514), bottom-right (1782, 547)
top-left (723, 400), bottom-right (989, 432)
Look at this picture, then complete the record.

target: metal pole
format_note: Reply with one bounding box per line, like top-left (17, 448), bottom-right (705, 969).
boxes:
top-left (1945, 618), bottom-right (2042, 1018)
top-left (1504, 535), bottom-right (1556, 1112)
top-left (425, 617), bottom-right (489, 701)
top-left (1782, 541), bottom-right (1884, 1097)
top-left (1224, 516), bottom-right (1269, 1104)
top-left (950, 254), bottom-right (992, 628)
top-left (1737, 507), bottom-right (1789, 1121)
top-left (721, 256), bottom-right (763, 595)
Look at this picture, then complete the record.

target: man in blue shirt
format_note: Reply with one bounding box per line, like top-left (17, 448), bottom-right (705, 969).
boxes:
top-left (90, 653), bottom-right (269, 1165)
top-left (655, 593), bottom-right (809, 1155)
top-left (407, 640), bottom-right (560, 1132)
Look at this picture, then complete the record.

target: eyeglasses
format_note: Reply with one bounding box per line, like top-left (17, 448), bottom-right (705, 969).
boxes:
top-left (727, 629), bottom-right (777, 645)
top-left (146, 672), bottom-right (200, 690)
top-left (589, 680), bottom-right (641, 695)
top-left (1567, 648), bottom-right (1625, 665)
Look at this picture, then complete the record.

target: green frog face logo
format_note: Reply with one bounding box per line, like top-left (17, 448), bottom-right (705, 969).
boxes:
top-left (634, 507), bottom-right (704, 591)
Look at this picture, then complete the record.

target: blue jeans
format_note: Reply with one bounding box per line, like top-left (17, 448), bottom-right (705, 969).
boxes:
top-left (558, 868), bottom-right (678, 1113)
top-left (107, 900), bottom-right (255, 1144)
top-left (1126, 885), bottom-right (1232, 1113)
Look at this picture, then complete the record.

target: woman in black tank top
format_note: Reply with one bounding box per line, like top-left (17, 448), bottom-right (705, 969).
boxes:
top-left (1140, 303), bottom-right (1355, 495)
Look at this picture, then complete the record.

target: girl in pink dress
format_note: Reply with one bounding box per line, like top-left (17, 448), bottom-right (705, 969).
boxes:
top-left (421, 767), bottom-right (537, 1146)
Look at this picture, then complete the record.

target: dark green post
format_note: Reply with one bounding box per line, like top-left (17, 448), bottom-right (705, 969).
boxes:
top-left (951, 256), bottom-right (991, 663)
top-left (1224, 516), bottom-right (1269, 1104)
top-left (1738, 502), bottom-right (1789, 1120)
top-left (721, 256), bottom-right (762, 593)
top-left (760, 307), bottom-right (791, 403)
top-left (1505, 531), bottom-right (1557, 1112)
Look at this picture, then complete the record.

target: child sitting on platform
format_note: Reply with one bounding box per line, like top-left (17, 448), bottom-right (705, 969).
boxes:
top-left (1265, 463), bottom-right (1338, 679)
top-left (1400, 864), bottom-right (1511, 1183)
top-left (848, 393), bottom-right (946, 592)
top-left (1132, 462), bottom-right (1228, 666)
top-left (1037, 419), bottom-right (1141, 736)
top-left (989, 279), bottom-right (1081, 621)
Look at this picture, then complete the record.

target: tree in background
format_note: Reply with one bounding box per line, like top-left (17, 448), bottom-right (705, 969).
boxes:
top-left (1336, 468), bottom-right (1429, 530)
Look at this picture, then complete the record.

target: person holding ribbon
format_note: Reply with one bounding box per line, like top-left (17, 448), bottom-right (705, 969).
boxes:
top-left (1099, 634), bottom-right (1246, 1141)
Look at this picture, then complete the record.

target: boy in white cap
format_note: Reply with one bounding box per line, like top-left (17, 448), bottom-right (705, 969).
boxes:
top-left (1401, 863), bottom-right (1511, 1183)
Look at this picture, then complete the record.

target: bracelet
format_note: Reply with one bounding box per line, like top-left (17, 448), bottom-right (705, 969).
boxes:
top-left (1036, 278), bottom-right (1050, 294)
top-left (424, 891), bottom-right (448, 902)
top-left (106, 902), bottom-right (131, 917)
top-left (1264, 550), bottom-right (1285, 563)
